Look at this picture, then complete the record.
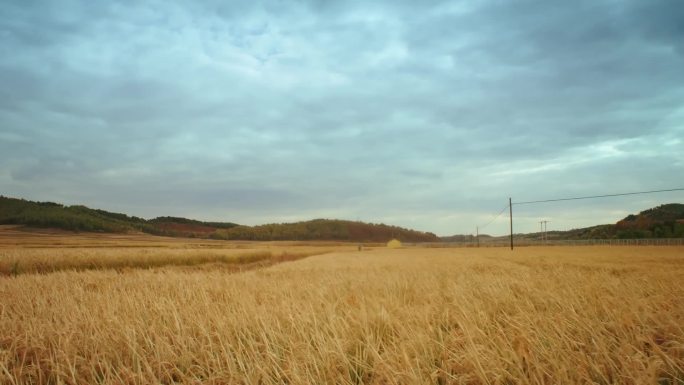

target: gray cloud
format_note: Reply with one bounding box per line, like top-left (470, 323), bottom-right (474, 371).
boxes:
top-left (1, 0), bottom-right (683, 235)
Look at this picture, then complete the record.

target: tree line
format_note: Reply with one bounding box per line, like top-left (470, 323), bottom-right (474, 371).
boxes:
top-left (0, 196), bottom-right (438, 242)
top-left (210, 219), bottom-right (439, 242)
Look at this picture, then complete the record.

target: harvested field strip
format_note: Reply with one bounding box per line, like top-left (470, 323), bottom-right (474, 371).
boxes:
top-left (0, 248), bottom-right (332, 276)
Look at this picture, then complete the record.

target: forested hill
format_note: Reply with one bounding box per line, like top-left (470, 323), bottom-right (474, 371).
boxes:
top-left (0, 196), bottom-right (238, 237)
top-left (612, 203), bottom-right (684, 238)
top-left (0, 196), bottom-right (438, 242)
top-left (529, 203), bottom-right (684, 240)
top-left (553, 203), bottom-right (684, 239)
top-left (439, 203), bottom-right (684, 241)
top-left (0, 196), bottom-right (150, 233)
top-left (211, 219), bottom-right (439, 242)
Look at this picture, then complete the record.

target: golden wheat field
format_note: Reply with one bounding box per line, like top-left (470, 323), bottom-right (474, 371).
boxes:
top-left (0, 231), bottom-right (683, 384)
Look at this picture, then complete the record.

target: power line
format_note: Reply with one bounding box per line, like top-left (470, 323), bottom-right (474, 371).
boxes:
top-left (507, 186), bottom-right (684, 250)
top-left (514, 188), bottom-right (684, 206)
top-left (479, 204), bottom-right (509, 230)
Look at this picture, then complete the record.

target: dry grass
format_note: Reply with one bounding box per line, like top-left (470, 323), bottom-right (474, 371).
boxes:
top-left (0, 247), bottom-right (339, 275)
top-left (0, 227), bottom-right (349, 275)
top-left (1, 243), bottom-right (683, 384)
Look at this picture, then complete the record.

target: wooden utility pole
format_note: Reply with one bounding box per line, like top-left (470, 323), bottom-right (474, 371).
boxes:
top-left (476, 226), bottom-right (480, 248)
top-left (509, 197), bottom-right (513, 250)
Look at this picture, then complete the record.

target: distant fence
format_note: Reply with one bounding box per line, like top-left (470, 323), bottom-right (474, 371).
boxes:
top-left (405, 238), bottom-right (684, 248)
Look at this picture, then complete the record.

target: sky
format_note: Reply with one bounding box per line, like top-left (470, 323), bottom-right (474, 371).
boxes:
top-left (1, 0), bottom-right (683, 236)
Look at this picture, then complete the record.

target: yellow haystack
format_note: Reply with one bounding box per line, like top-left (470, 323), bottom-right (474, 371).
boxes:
top-left (387, 239), bottom-right (402, 248)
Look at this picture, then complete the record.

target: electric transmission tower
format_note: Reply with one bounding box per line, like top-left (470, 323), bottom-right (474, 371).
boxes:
top-left (539, 220), bottom-right (550, 243)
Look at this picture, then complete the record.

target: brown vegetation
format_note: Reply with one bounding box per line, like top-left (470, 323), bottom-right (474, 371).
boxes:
top-left (1, 235), bottom-right (682, 384)
top-left (0, 226), bottom-right (345, 275)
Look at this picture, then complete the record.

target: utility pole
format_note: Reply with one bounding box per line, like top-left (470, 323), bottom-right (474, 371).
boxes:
top-left (542, 220), bottom-right (549, 243)
top-left (539, 221), bottom-right (544, 242)
top-left (509, 197), bottom-right (513, 250)
top-left (476, 226), bottom-right (480, 248)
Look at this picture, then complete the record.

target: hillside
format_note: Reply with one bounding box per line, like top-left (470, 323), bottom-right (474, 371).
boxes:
top-left (440, 234), bottom-right (493, 243)
top-left (0, 196), bottom-right (150, 233)
top-left (440, 203), bottom-right (684, 242)
top-left (212, 219), bottom-right (439, 242)
top-left (0, 196), bottom-right (238, 238)
top-left (0, 196), bottom-right (437, 242)
top-left (148, 216), bottom-right (239, 237)
top-left (525, 204), bottom-right (683, 240)
top-left (612, 203), bottom-right (684, 238)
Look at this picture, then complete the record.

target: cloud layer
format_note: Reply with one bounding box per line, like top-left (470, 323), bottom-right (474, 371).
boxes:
top-left (1, 0), bottom-right (683, 235)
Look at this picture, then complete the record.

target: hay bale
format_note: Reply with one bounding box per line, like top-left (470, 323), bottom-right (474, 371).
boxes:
top-left (387, 239), bottom-right (402, 248)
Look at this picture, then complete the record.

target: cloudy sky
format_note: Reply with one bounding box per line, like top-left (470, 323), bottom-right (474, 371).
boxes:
top-left (1, 0), bottom-right (683, 236)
